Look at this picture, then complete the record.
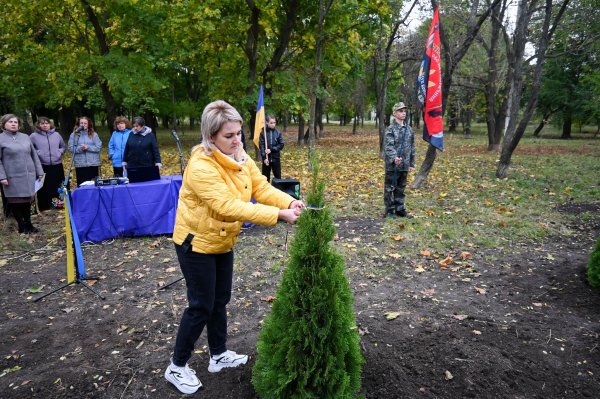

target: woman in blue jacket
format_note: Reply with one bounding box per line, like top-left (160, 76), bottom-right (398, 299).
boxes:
top-left (108, 116), bottom-right (132, 177)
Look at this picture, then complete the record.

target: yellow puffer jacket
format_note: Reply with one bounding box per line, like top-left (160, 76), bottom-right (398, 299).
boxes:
top-left (172, 145), bottom-right (294, 254)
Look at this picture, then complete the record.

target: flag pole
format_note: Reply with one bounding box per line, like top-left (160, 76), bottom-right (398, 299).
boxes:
top-left (263, 108), bottom-right (269, 164)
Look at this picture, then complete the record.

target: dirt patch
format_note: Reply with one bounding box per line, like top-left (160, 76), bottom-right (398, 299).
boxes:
top-left (1, 209), bottom-right (599, 398)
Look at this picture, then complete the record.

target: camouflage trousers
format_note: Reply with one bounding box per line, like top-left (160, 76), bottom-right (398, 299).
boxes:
top-left (384, 169), bottom-right (408, 214)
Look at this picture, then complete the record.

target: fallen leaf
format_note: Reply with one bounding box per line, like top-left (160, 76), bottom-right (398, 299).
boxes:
top-left (438, 256), bottom-right (453, 267)
top-left (414, 265), bottom-right (426, 273)
top-left (388, 253), bottom-right (402, 259)
top-left (392, 235), bottom-right (404, 241)
top-left (0, 259), bottom-right (8, 268)
top-left (459, 251), bottom-right (472, 260)
top-left (420, 288), bottom-right (435, 297)
top-left (27, 286), bottom-right (44, 293)
top-left (165, 267), bottom-right (177, 273)
top-left (420, 250), bottom-right (431, 257)
top-left (472, 330), bottom-right (482, 335)
top-left (384, 312), bottom-right (400, 321)
top-left (261, 295), bottom-right (275, 303)
top-left (474, 287), bottom-right (487, 294)
top-left (452, 314), bottom-right (468, 321)
top-left (445, 370), bottom-right (454, 380)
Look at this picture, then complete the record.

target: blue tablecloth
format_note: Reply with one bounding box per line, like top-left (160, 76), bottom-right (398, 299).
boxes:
top-left (71, 176), bottom-right (182, 243)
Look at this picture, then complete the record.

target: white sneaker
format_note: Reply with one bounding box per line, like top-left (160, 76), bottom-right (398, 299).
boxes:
top-left (208, 350), bottom-right (248, 373)
top-left (164, 360), bottom-right (202, 394)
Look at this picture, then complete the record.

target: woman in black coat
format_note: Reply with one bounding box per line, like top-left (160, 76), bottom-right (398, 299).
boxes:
top-left (122, 116), bottom-right (162, 170)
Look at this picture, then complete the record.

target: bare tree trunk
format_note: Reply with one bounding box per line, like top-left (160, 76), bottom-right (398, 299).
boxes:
top-left (81, 0), bottom-right (117, 134)
top-left (297, 113), bottom-right (305, 146)
top-left (497, 0), bottom-right (568, 177)
top-left (307, 0), bottom-right (333, 166)
top-left (411, 145), bottom-right (437, 189)
top-left (533, 109), bottom-right (556, 137)
top-left (561, 108), bottom-right (572, 139)
top-left (483, 0), bottom-right (509, 151)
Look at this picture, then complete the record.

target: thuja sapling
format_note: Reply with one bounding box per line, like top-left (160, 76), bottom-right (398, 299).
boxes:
top-left (252, 159), bottom-right (363, 399)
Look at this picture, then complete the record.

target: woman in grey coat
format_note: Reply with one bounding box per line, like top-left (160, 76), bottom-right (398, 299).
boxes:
top-left (68, 116), bottom-right (102, 186)
top-left (0, 114), bottom-right (44, 233)
top-left (30, 117), bottom-right (65, 210)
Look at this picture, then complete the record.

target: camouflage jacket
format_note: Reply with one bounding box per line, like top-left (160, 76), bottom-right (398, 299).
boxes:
top-left (384, 120), bottom-right (415, 172)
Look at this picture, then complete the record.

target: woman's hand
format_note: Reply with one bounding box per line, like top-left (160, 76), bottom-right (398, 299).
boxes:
top-left (0, 179), bottom-right (8, 186)
top-left (155, 163), bottom-right (163, 169)
top-left (278, 208), bottom-right (301, 224)
top-left (289, 200), bottom-right (305, 211)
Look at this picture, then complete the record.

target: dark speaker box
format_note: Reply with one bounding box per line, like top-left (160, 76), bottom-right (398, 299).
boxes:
top-left (272, 178), bottom-right (300, 200)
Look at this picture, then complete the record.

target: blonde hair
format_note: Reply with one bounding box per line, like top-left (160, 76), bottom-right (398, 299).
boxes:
top-left (200, 100), bottom-right (245, 161)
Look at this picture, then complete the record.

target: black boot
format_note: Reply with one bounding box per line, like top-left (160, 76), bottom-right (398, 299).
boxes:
top-left (22, 203), bottom-right (39, 234)
top-left (11, 205), bottom-right (25, 233)
top-left (396, 209), bottom-right (414, 219)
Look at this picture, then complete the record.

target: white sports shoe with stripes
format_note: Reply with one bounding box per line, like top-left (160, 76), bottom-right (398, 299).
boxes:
top-left (164, 360), bottom-right (202, 394)
top-left (208, 350), bottom-right (248, 373)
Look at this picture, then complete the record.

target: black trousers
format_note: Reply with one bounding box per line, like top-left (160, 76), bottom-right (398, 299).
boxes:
top-left (112, 166), bottom-right (124, 177)
top-left (261, 157), bottom-right (281, 182)
top-left (172, 244), bottom-right (234, 367)
top-left (75, 166), bottom-right (99, 187)
top-left (37, 163), bottom-right (65, 210)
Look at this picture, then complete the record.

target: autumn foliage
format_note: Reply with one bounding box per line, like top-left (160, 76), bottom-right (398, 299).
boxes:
top-left (252, 161), bottom-right (363, 399)
top-left (588, 237), bottom-right (600, 288)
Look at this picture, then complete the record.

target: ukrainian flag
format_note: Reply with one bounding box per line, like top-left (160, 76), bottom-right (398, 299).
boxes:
top-left (253, 85), bottom-right (265, 148)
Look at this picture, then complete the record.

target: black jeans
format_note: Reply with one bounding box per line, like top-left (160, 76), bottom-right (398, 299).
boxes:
top-left (172, 244), bottom-right (233, 367)
top-left (261, 157), bottom-right (281, 182)
top-left (112, 166), bottom-right (124, 177)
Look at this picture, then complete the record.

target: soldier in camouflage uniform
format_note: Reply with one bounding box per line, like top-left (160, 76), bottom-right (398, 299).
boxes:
top-left (384, 102), bottom-right (415, 218)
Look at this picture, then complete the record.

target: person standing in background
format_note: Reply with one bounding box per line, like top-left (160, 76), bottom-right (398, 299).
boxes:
top-left (30, 117), bottom-right (65, 210)
top-left (122, 116), bottom-right (162, 170)
top-left (259, 114), bottom-right (284, 182)
top-left (383, 102), bottom-right (415, 218)
top-left (0, 114), bottom-right (44, 233)
top-left (68, 116), bottom-right (102, 187)
top-left (108, 116), bottom-right (132, 177)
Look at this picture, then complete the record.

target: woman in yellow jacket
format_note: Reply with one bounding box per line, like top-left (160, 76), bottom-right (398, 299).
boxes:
top-left (165, 100), bottom-right (304, 395)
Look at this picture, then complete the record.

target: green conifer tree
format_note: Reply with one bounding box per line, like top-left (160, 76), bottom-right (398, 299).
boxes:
top-left (252, 160), bottom-right (363, 399)
top-left (588, 237), bottom-right (600, 288)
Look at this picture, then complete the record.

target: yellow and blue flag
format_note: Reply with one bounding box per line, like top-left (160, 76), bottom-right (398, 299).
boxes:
top-left (253, 85), bottom-right (265, 148)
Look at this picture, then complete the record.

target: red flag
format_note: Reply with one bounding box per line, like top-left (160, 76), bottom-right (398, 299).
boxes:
top-left (416, 6), bottom-right (443, 150)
